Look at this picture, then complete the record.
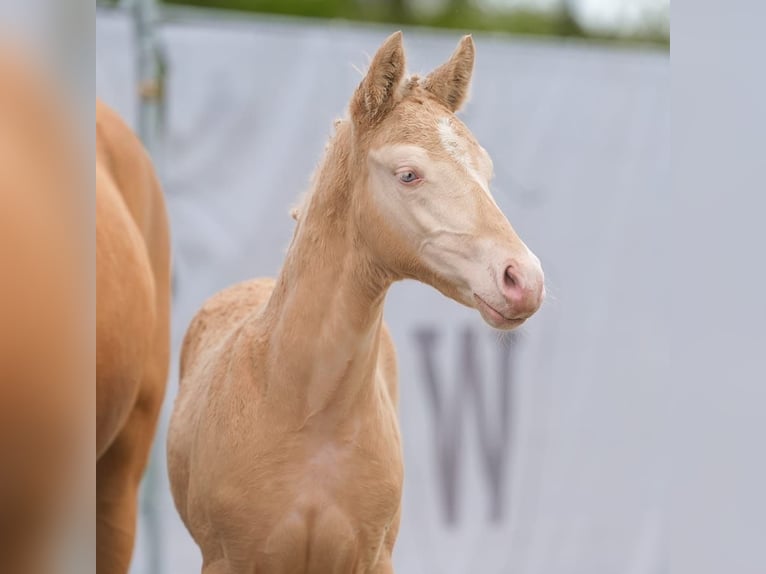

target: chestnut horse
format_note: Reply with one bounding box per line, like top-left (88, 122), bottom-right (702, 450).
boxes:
top-left (168, 33), bottom-right (543, 573)
top-left (96, 100), bottom-right (171, 574)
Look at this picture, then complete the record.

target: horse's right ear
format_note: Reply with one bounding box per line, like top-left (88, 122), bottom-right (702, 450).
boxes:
top-left (350, 32), bottom-right (406, 129)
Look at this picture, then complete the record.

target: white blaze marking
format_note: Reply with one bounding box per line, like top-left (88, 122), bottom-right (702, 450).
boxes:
top-left (437, 117), bottom-right (498, 207)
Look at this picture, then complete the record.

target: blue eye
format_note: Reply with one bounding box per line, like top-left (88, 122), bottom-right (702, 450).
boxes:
top-left (399, 171), bottom-right (418, 183)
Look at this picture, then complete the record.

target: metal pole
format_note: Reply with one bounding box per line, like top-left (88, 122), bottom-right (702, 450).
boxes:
top-left (131, 0), bottom-right (166, 168)
top-left (123, 1), bottom-right (166, 573)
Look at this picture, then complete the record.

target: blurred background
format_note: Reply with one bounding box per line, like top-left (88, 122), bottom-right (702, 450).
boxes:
top-left (95, 1), bottom-right (669, 573)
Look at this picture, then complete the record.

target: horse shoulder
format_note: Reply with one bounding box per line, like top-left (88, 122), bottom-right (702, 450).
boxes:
top-left (170, 278), bottom-right (275, 527)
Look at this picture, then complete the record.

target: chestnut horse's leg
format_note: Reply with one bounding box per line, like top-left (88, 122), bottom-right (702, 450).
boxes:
top-left (97, 311), bottom-right (169, 574)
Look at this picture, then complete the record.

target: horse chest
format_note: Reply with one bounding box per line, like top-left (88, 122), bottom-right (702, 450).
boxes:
top-left (203, 429), bottom-right (403, 571)
top-left (234, 421), bottom-right (403, 520)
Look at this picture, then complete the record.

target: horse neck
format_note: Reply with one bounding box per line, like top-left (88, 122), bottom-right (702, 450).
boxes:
top-left (259, 126), bottom-right (391, 419)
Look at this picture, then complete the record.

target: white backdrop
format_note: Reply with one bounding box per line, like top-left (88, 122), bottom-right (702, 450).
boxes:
top-left (97, 8), bottom-right (669, 574)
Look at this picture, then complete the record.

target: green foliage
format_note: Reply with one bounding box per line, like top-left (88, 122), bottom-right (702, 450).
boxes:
top-left (162, 0), bottom-right (360, 20)
top-left (102, 0), bottom-right (668, 48)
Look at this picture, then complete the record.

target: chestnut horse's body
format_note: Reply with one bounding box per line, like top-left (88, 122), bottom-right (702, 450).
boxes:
top-left (96, 100), bottom-right (171, 574)
top-left (168, 33), bottom-right (544, 573)
top-left (0, 44), bottom-right (169, 574)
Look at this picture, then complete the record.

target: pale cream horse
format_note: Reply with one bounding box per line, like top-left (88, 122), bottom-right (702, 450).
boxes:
top-left (168, 32), bottom-right (544, 573)
top-left (96, 100), bottom-right (171, 574)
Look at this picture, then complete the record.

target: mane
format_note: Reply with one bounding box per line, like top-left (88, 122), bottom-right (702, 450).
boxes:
top-left (400, 74), bottom-right (422, 97)
top-left (289, 118), bottom-right (354, 227)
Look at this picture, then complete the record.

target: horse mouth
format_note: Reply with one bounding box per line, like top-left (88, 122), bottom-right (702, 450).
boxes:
top-left (472, 294), bottom-right (525, 330)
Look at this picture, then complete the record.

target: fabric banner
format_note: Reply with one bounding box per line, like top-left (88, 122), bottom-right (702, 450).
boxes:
top-left (97, 8), bottom-right (669, 573)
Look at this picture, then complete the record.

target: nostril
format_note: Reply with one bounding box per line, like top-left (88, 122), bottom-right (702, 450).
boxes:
top-left (500, 259), bottom-right (544, 315)
top-left (503, 266), bottom-right (517, 289)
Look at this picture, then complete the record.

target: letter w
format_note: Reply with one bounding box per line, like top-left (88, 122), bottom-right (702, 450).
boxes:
top-left (414, 326), bottom-right (515, 525)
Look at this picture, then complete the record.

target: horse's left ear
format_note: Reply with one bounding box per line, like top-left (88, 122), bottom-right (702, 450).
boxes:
top-left (424, 35), bottom-right (475, 112)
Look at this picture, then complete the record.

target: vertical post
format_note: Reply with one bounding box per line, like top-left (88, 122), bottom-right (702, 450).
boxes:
top-left (124, 1), bottom-right (166, 573)
top-left (132, 0), bottom-right (166, 169)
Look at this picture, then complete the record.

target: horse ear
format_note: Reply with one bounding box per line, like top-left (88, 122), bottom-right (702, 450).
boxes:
top-left (350, 31), bottom-right (406, 128)
top-left (424, 35), bottom-right (475, 112)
